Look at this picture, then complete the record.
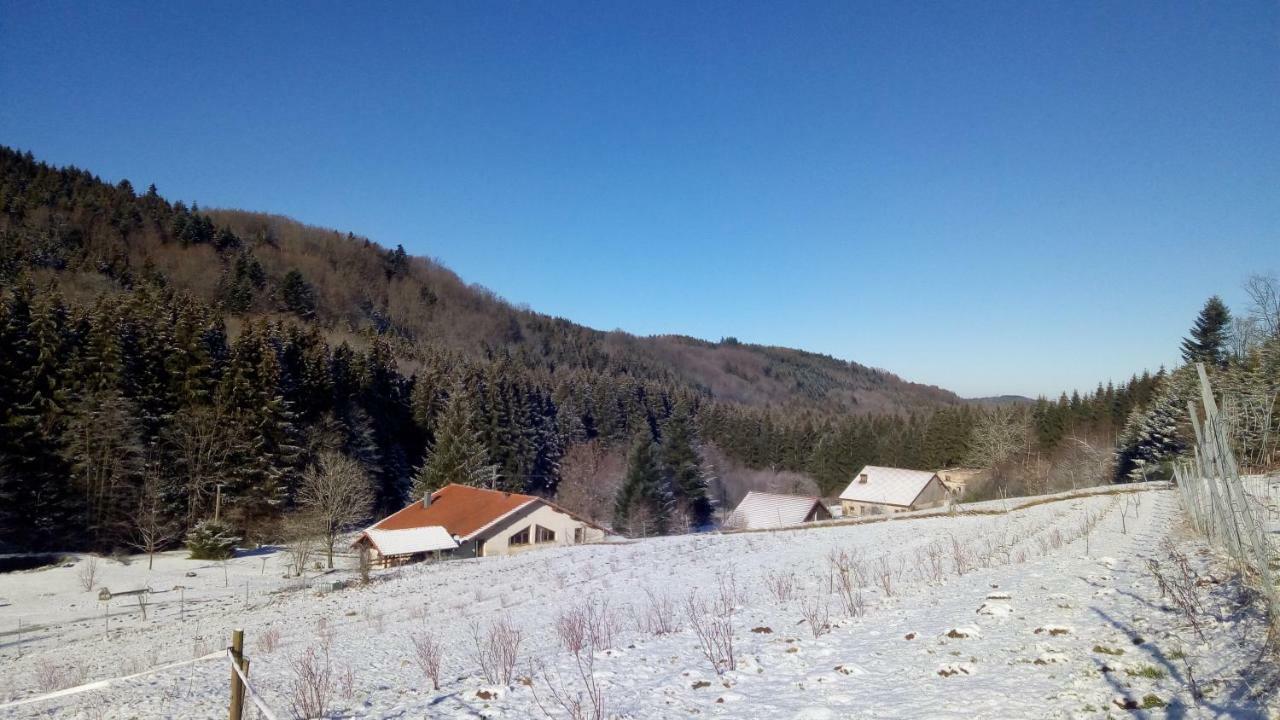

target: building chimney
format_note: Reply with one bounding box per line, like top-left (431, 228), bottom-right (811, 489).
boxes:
top-left (859, 473), bottom-right (868, 484)
top-left (423, 492), bottom-right (433, 509)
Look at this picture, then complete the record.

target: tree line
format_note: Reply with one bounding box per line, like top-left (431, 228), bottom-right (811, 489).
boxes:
top-left (7, 144), bottom-right (1253, 553)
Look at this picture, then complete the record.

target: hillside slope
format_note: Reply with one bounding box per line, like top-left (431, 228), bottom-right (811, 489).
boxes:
top-left (0, 146), bottom-right (958, 415)
top-left (1, 485), bottom-right (1270, 718)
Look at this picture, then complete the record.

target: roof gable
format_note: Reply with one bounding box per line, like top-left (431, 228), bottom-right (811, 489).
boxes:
top-left (838, 465), bottom-right (941, 507)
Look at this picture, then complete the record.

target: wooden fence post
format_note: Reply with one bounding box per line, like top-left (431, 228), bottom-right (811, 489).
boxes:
top-left (229, 629), bottom-right (244, 720)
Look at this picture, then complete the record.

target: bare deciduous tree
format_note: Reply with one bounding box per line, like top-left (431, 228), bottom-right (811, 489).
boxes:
top-left (129, 452), bottom-right (181, 569)
top-left (296, 451), bottom-right (373, 568)
top-left (1244, 273), bottom-right (1280, 339)
top-left (965, 405), bottom-right (1029, 469)
top-left (163, 408), bottom-right (233, 528)
top-left (1228, 316), bottom-right (1261, 362)
top-left (283, 514), bottom-right (318, 579)
top-left (556, 440), bottom-right (624, 526)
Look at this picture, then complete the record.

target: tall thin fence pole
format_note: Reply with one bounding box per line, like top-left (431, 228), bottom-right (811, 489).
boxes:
top-left (1176, 363), bottom-right (1279, 635)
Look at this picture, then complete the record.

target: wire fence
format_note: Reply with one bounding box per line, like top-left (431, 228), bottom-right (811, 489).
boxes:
top-left (1173, 363), bottom-right (1280, 635)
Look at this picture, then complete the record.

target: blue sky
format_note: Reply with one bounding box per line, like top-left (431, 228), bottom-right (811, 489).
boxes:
top-left (2, 1), bottom-right (1276, 398)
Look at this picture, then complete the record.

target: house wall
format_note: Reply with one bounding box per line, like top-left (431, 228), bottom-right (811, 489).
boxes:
top-left (474, 503), bottom-right (605, 557)
top-left (913, 477), bottom-right (949, 509)
top-left (839, 500), bottom-right (906, 517)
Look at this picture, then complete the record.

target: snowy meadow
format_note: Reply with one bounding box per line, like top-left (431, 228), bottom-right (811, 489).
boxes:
top-left (1, 483), bottom-right (1275, 719)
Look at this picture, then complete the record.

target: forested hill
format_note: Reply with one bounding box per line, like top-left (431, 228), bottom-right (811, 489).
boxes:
top-left (0, 147), bottom-right (958, 415)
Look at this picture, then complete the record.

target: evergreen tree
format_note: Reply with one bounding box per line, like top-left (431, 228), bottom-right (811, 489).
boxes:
top-left (659, 405), bottom-right (712, 529)
top-left (1115, 392), bottom-right (1187, 482)
top-left (1181, 296), bottom-right (1231, 368)
top-left (614, 433), bottom-right (673, 537)
top-left (280, 269), bottom-right (316, 318)
top-left (411, 389), bottom-right (497, 497)
top-left (0, 287), bottom-right (79, 549)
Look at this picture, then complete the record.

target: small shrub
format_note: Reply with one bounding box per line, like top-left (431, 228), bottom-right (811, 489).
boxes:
top-left (684, 574), bottom-right (738, 674)
top-left (410, 632), bottom-right (443, 691)
top-left (1092, 645), bottom-right (1124, 656)
top-left (1125, 664), bottom-right (1166, 679)
top-left (186, 519), bottom-right (240, 560)
top-left (33, 659), bottom-right (65, 692)
top-left (469, 619), bottom-right (523, 685)
top-left (636, 588), bottom-right (679, 635)
top-left (77, 555), bottom-right (99, 592)
top-left (764, 569), bottom-right (796, 603)
top-left (799, 592), bottom-right (830, 639)
top-left (288, 646), bottom-right (333, 720)
top-left (257, 627), bottom-right (282, 654)
top-left (1140, 694), bottom-right (1166, 709)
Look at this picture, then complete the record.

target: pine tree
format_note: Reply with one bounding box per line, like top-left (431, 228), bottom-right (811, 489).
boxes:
top-left (0, 286), bottom-right (80, 549)
top-left (214, 324), bottom-right (299, 527)
top-left (614, 433), bottom-right (673, 537)
top-left (1115, 392), bottom-right (1187, 482)
top-left (659, 405), bottom-right (712, 530)
top-left (1181, 296), bottom-right (1231, 368)
top-left (280, 269), bottom-right (316, 318)
top-left (412, 390), bottom-right (497, 497)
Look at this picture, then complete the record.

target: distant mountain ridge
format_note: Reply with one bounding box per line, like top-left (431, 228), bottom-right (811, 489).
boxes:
top-left (967, 395), bottom-right (1035, 406)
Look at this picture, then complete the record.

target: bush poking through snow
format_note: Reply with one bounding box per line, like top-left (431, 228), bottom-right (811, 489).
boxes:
top-left (799, 592), bottom-right (831, 639)
top-left (875, 555), bottom-right (897, 597)
top-left (764, 569), bottom-right (796, 603)
top-left (288, 645), bottom-right (333, 720)
top-left (1147, 540), bottom-right (1206, 641)
top-left (531, 600), bottom-right (614, 720)
top-left (469, 619), bottom-right (524, 685)
top-left (33, 658), bottom-right (65, 693)
top-left (410, 631), bottom-right (444, 691)
top-left (77, 555), bottom-right (98, 592)
top-left (635, 587), bottom-right (679, 635)
top-left (684, 574), bottom-right (738, 674)
top-left (827, 550), bottom-right (866, 618)
top-left (256, 626), bottom-right (282, 654)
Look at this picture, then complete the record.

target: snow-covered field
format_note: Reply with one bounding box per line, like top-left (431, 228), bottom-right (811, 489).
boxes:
top-left (1, 484), bottom-right (1275, 719)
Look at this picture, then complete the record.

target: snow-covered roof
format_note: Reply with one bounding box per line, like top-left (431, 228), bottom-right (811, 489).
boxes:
top-left (838, 466), bottom-right (940, 507)
top-left (359, 526), bottom-right (459, 556)
top-left (725, 491), bottom-right (829, 530)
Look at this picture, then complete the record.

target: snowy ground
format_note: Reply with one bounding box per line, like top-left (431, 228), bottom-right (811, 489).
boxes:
top-left (1, 483), bottom-right (1276, 719)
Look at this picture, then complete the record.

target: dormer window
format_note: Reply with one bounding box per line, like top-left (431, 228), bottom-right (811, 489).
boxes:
top-left (510, 526), bottom-right (531, 546)
top-left (858, 473), bottom-right (868, 484)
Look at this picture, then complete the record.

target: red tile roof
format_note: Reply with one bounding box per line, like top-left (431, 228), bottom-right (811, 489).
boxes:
top-left (374, 484), bottom-right (538, 540)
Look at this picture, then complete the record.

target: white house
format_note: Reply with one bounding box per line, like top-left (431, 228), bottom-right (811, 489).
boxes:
top-left (724, 491), bottom-right (832, 530)
top-left (838, 465), bottom-right (949, 517)
top-left (353, 484), bottom-right (607, 566)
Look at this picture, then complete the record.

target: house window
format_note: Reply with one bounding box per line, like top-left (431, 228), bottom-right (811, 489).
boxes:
top-left (509, 526), bottom-right (530, 546)
top-left (574, 527), bottom-right (584, 543)
top-left (535, 526), bottom-right (555, 543)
